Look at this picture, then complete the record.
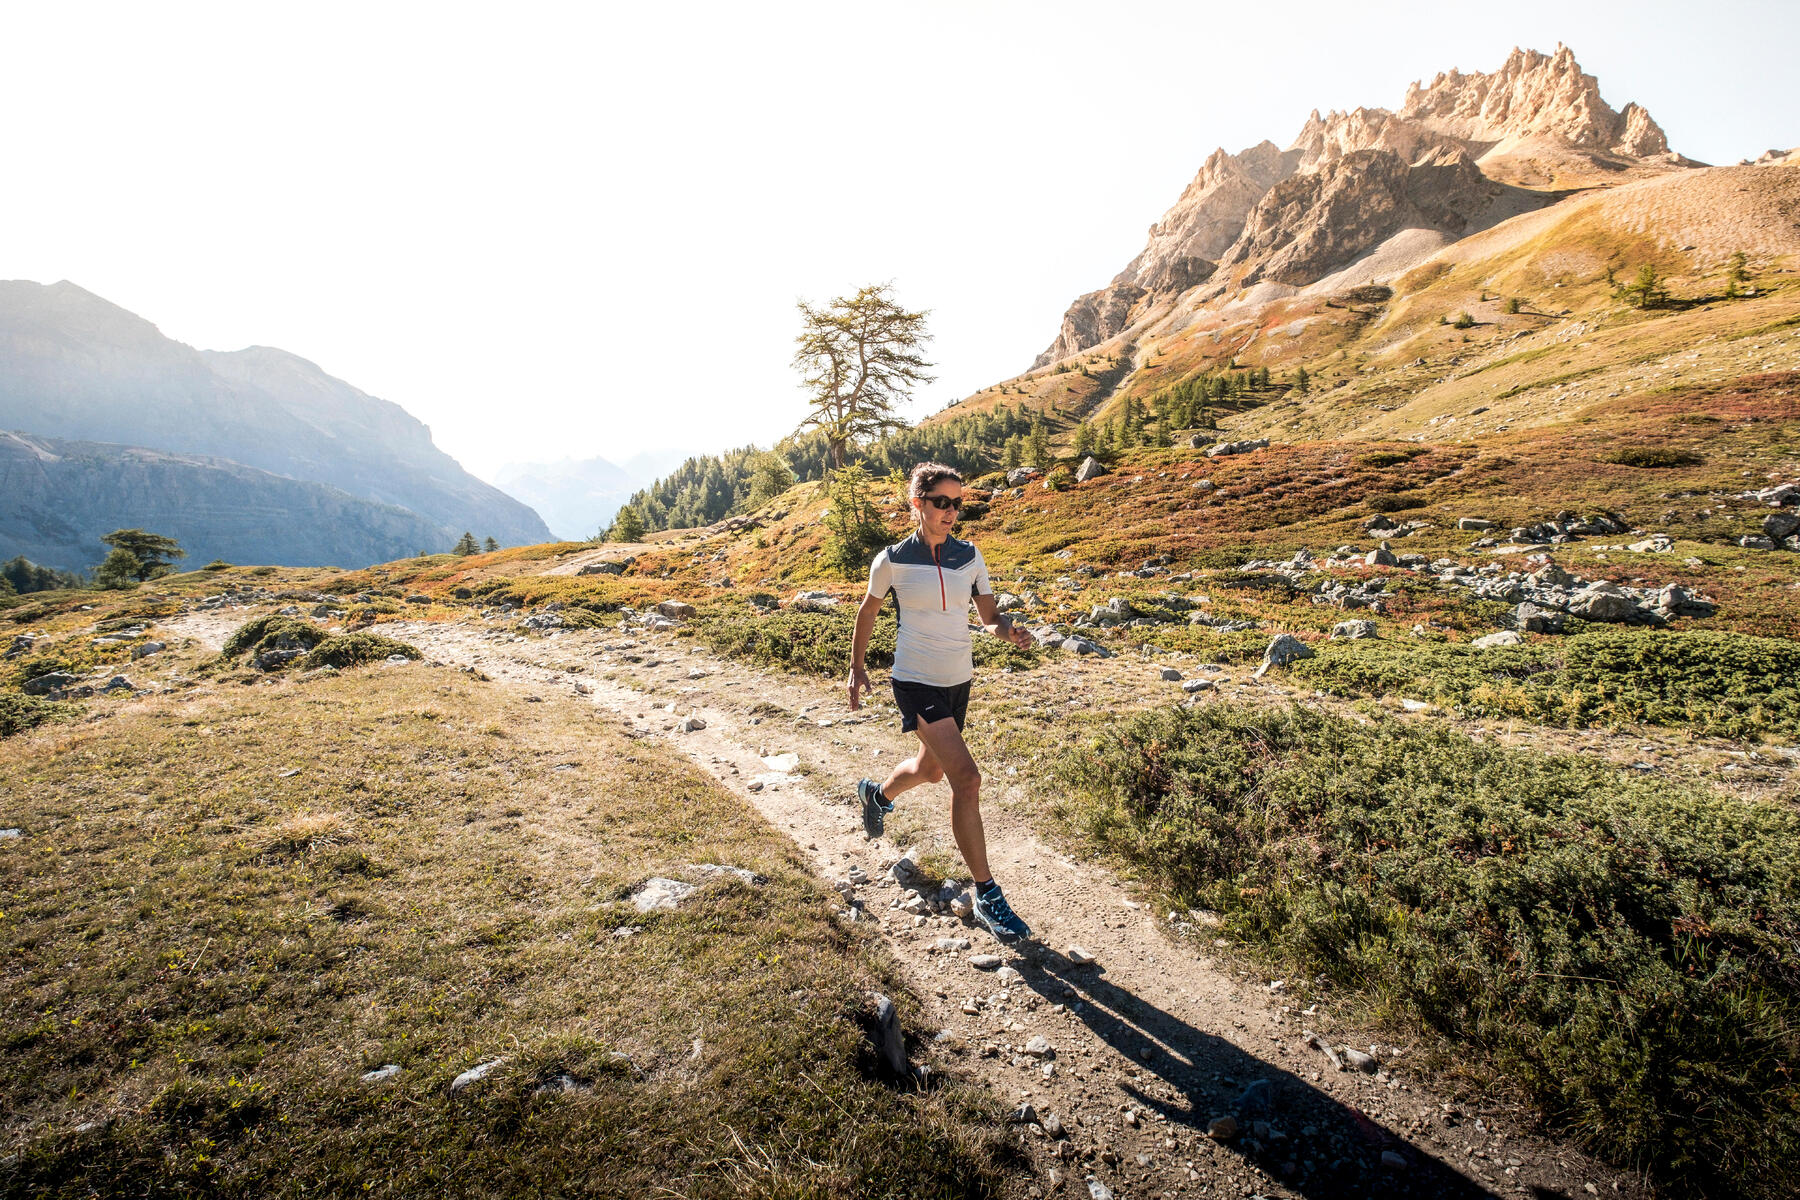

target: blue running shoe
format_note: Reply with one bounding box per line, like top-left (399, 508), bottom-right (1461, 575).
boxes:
top-left (972, 882), bottom-right (1032, 942)
top-left (857, 778), bottom-right (891, 838)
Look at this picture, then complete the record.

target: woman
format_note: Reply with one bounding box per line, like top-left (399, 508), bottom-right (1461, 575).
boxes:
top-left (847, 461), bottom-right (1035, 941)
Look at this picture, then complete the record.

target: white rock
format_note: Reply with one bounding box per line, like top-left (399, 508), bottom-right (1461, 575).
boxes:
top-left (1472, 630), bottom-right (1522, 648)
top-left (1024, 1035), bottom-right (1052, 1057)
top-left (678, 716), bottom-right (707, 732)
top-left (361, 1064), bottom-right (401, 1082)
top-left (450, 1058), bottom-right (506, 1091)
top-left (760, 752), bottom-right (800, 773)
top-left (1066, 945), bottom-right (1096, 966)
top-left (996, 966), bottom-right (1024, 987)
top-left (969, 954), bottom-right (1003, 970)
top-left (631, 877), bottom-right (697, 911)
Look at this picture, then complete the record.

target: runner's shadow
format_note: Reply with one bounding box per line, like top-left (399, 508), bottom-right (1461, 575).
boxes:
top-left (1007, 946), bottom-right (1507, 1200)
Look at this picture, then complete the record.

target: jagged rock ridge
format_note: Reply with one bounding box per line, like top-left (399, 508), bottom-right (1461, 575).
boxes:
top-left (1034, 45), bottom-right (1682, 367)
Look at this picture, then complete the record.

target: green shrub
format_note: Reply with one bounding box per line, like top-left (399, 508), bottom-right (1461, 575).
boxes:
top-left (1058, 702), bottom-right (1800, 1197)
top-left (302, 633), bottom-right (422, 670)
top-left (203, 559), bottom-right (232, 571)
top-left (0, 693), bottom-right (81, 738)
top-left (221, 616), bottom-right (327, 659)
top-left (1600, 448), bottom-right (1702, 469)
top-left (1289, 629), bottom-right (1800, 738)
top-left (1043, 466), bottom-right (1073, 492)
top-left (1353, 449), bottom-right (1421, 468)
top-left (1451, 311), bottom-right (1475, 329)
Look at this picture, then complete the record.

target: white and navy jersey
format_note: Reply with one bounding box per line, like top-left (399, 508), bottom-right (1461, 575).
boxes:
top-left (866, 532), bottom-right (994, 687)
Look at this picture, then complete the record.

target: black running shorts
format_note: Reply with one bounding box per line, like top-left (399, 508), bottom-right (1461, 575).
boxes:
top-left (891, 678), bottom-right (971, 733)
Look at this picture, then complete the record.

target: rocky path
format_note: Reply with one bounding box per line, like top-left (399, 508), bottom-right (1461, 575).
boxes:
top-left (167, 610), bottom-right (1639, 1200)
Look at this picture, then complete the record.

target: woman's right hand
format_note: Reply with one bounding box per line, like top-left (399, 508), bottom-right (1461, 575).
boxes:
top-left (848, 666), bottom-right (870, 711)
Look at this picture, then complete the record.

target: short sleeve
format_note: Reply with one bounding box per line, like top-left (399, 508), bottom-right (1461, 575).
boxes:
top-left (865, 548), bottom-right (893, 600)
top-left (969, 547), bottom-right (993, 597)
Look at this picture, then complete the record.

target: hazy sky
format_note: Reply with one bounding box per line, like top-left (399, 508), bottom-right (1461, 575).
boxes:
top-left (6, 1), bottom-right (1795, 482)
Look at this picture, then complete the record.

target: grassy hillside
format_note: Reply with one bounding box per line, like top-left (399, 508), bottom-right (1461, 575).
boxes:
top-left (0, 588), bottom-right (1014, 1197)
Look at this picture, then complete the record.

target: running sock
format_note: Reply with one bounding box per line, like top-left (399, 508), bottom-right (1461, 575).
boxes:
top-left (975, 878), bottom-right (998, 895)
top-left (874, 783), bottom-right (892, 810)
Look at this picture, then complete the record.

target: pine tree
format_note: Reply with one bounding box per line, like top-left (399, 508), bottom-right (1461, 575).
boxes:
top-left (792, 284), bottom-right (934, 468)
top-left (1725, 250), bottom-right (1749, 298)
top-left (820, 464), bottom-right (891, 578)
top-left (94, 547), bottom-right (141, 590)
top-left (611, 506), bottom-right (646, 543)
top-left (1003, 435), bottom-right (1022, 470)
top-left (99, 528), bottom-right (184, 581)
top-left (1294, 365), bottom-right (1310, 394)
top-left (453, 532), bottom-right (479, 556)
top-left (1074, 419), bottom-right (1095, 457)
top-left (483, 537), bottom-right (499, 553)
top-left (1027, 414), bottom-right (1049, 466)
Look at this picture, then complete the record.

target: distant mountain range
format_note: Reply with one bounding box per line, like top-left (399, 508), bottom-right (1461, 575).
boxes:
top-left (492, 450), bottom-right (691, 541)
top-left (0, 280), bottom-right (554, 572)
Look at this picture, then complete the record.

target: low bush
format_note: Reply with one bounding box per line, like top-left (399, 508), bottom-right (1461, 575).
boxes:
top-left (1352, 450), bottom-right (1420, 469)
top-left (1600, 448), bottom-right (1702, 468)
top-left (1363, 491), bottom-right (1426, 513)
top-left (221, 616), bottom-right (328, 659)
top-left (303, 633), bottom-right (422, 670)
top-left (0, 693), bottom-right (81, 738)
top-left (1058, 702), bottom-right (1800, 1197)
top-left (1289, 629), bottom-right (1800, 738)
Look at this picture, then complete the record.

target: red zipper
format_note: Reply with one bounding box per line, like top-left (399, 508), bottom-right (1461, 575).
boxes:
top-left (934, 543), bottom-right (946, 610)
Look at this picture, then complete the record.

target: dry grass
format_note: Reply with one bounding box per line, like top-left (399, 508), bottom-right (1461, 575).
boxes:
top-left (0, 659), bottom-right (1015, 1197)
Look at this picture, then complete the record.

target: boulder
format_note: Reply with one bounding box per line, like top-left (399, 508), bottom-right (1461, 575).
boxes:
top-left (131, 641), bottom-right (166, 659)
top-left (1157, 666), bottom-right (1183, 681)
top-left (1365, 543), bottom-right (1398, 567)
top-left (23, 671), bottom-right (77, 696)
top-left (1206, 437), bottom-right (1269, 458)
top-left (577, 561), bottom-right (625, 576)
top-left (1330, 619), bottom-right (1377, 640)
top-left (1064, 636), bottom-right (1112, 658)
top-left (1191, 478), bottom-right (1216, 493)
top-left (1005, 467), bottom-right (1043, 487)
top-left (1511, 601), bottom-right (1564, 634)
top-left (630, 877), bottom-right (698, 912)
top-left (1075, 456), bottom-right (1106, 484)
top-left (655, 600), bottom-right (696, 620)
top-left (1569, 583), bottom-right (1641, 623)
top-left (1527, 562), bottom-right (1575, 588)
top-left (1254, 634), bottom-right (1313, 677)
top-left (1766, 511), bottom-right (1800, 542)
top-left (1740, 535), bottom-right (1776, 550)
top-left (790, 590), bottom-right (840, 612)
top-left (1360, 514), bottom-right (1398, 533)
top-left (1457, 517), bottom-right (1495, 531)
top-left (1472, 630), bottom-right (1523, 648)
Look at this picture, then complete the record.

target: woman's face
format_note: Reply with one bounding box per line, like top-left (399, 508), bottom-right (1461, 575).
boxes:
top-left (912, 479), bottom-right (963, 538)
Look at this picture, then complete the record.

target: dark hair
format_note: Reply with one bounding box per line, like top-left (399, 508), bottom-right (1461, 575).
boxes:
top-left (907, 461), bottom-right (963, 500)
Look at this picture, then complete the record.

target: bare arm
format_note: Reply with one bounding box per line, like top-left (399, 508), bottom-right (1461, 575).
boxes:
top-left (973, 593), bottom-right (1032, 648)
top-left (848, 593), bottom-right (884, 709)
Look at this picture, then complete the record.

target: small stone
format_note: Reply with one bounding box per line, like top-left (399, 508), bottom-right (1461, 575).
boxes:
top-left (1123, 1109), bottom-right (1139, 1127)
top-left (996, 965), bottom-right (1024, 987)
top-left (0, 828), bottom-right (21, 840)
top-left (1086, 1180), bottom-right (1113, 1200)
top-left (969, 954), bottom-right (1003, 970)
top-left (1066, 945), bottom-right (1095, 966)
top-left (1207, 1115), bottom-right (1239, 1140)
top-left (1341, 1047), bottom-right (1378, 1073)
top-left (1381, 1150), bottom-right (1408, 1170)
top-left (936, 937), bottom-right (972, 952)
top-left (1042, 1112), bottom-right (1065, 1138)
top-left (872, 993), bottom-right (907, 1073)
top-left (451, 1058), bottom-right (506, 1091)
top-left (678, 716), bottom-right (707, 732)
top-left (361, 1064), bottom-right (401, 1082)
top-left (631, 877), bottom-right (697, 911)
top-left (1158, 667), bottom-right (1182, 681)
top-left (1181, 677), bottom-right (1215, 693)
top-left (1012, 1102), bottom-right (1040, 1125)
top-left (1024, 1035), bottom-right (1052, 1057)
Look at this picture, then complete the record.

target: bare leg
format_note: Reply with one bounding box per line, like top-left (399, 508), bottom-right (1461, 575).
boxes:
top-left (880, 739), bottom-right (944, 802)
top-left (912, 717), bottom-right (989, 883)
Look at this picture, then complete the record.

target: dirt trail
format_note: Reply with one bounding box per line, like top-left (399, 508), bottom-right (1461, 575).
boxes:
top-left (168, 610), bottom-right (1637, 1200)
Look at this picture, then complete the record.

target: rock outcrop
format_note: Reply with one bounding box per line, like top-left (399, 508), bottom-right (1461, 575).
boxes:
top-left (1033, 45), bottom-right (1682, 366)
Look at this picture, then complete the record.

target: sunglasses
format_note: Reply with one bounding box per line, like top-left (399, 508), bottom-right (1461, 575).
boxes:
top-left (919, 494), bottom-right (963, 512)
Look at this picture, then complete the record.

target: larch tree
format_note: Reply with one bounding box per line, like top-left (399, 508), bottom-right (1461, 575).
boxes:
top-left (791, 283), bottom-right (934, 469)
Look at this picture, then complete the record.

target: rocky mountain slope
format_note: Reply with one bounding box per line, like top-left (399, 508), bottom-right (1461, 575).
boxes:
top-left (1034, 45), bottom-right (1690, 369)
top-left (0, 280), bottom-right (552, 561)
top-left (0, 431), bottom-right (449, 571)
